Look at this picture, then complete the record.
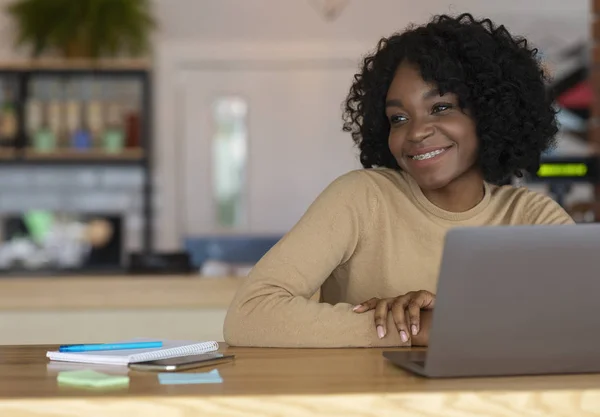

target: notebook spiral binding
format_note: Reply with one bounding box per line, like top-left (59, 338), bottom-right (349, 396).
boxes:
top-left (130, 341), bottom-right (220, 363)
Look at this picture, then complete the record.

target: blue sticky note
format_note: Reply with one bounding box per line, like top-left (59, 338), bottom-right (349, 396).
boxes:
top-left (158, 369), bottom-right (223, 385)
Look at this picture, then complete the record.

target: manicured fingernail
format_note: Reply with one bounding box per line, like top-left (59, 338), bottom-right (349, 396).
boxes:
top-left (411, 325), bottom-right (418, 335)
top-left (352, 305), bottom-right (361, 312)
top-left (377, 325), bottom-right (385, 339)
top-left (400, 331), bottom-right (408, 343)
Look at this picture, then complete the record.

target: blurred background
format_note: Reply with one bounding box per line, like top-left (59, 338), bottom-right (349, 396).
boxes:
top-left (0, 0), bottom-right (596, 344)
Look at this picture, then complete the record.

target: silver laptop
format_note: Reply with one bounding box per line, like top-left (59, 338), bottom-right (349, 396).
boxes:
top-left (383, 224), bottom-right (600, 378)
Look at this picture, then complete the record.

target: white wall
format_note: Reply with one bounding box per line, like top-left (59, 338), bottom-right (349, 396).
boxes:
top-left (151, 0), bottom-right (590, 249)
top-left (177, 63), bottom-right (363, 236)
top-left (151, 0), bottom-right (589, 68)
top-left (152, 0), bottom-right (588, 43)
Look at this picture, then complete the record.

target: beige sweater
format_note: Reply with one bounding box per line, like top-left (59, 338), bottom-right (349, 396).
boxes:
top-left (223, 168), bottom-right (574, 348)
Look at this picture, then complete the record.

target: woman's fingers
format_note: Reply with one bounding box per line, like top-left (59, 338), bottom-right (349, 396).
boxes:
top-left (418, 290), bottom-right (436, 310)
top-left (390, 296), bottom-right (411, 343)
top-left (406, 300), bottom-right (421, 336)
top-left (374, 299), bottom-right (391, 338)
top-left (353, 291), bottom-right (436, 342)
top-left (353, 297), bottom-right (393, 339)
top-left (352, 297), bottom-right (380, 313)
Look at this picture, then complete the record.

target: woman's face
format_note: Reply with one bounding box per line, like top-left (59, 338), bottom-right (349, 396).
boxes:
top-left (385, 61), bottom-right (480, 191)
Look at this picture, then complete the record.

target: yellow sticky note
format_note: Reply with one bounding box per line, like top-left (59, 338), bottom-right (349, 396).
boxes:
top-left (57, 369), bottom-right (129, 388)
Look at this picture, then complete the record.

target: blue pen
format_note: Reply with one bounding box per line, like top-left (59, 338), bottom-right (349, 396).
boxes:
top-left (59, 341), bottom-right (163, 352)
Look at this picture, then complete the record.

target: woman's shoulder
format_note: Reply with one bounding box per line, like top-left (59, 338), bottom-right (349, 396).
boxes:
top-left (316, 168), bottom-right (409, 217)
top-left (332, 168), bottom-right (408, 192)
top-left (327, 168), bottom-right (414, 210)
top-left (488, 183), bottom-right (573, 224)
top-left (490, 183), bottom-right (555, 205)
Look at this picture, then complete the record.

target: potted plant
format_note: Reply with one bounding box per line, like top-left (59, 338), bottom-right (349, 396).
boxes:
top-left (6, 0), bottom-right (156, 58)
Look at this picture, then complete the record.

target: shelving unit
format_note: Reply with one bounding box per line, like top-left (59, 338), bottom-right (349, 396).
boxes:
top-left (0, 59), bottom-right (154, 265)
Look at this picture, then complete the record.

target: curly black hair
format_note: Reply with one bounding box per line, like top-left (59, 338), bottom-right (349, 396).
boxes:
top-left (342, 13), bottom-right (558, 185)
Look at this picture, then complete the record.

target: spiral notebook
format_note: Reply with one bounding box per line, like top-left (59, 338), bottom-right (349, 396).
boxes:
top-left (46, 339), bottom-right (220, 366)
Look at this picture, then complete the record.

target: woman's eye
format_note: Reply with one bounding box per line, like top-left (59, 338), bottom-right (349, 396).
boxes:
top-left (432, 103), bottom-right (452, 114)
top-left (389, 115), bottom-right (408, 125)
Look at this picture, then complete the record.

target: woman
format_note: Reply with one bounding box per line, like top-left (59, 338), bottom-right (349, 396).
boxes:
top-left (223, 13), bottom-right (573, 348)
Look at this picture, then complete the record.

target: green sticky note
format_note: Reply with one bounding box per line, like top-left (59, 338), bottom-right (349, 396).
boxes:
top-left (57, 370), bottom-right (129, 388)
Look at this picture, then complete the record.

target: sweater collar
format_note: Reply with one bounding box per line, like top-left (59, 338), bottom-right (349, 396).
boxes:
top-left (402, 171), bottom-right (491, 221)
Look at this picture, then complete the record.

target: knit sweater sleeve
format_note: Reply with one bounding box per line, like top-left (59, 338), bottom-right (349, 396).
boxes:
top-left (223, 171), bottom-right (405, 348)
top-left (524, 191), bottom-right (575, 225)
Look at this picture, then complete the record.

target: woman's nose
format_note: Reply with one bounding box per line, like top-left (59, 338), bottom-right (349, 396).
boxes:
top-left (407, 119), bottom-right (435, 143)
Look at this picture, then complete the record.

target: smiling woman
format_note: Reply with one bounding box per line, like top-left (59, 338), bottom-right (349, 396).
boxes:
top-left (223, 13), bottom-right (574, 349)
top-left (384, 62), bottom-right (481, 211)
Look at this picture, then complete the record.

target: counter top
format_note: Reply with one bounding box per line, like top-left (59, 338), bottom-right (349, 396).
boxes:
top-left (0, 275), bottom-right (243, 311)
top-left (2, 344), bottom-right (600, 417)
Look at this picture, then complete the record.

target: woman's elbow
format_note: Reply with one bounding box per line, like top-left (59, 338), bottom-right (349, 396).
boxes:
top-left (223, 300), bottom-right (263, 346)
top-left (223, 285), bottom-right (278, 346)
top-left (223, 307), bottom-right (244, 346)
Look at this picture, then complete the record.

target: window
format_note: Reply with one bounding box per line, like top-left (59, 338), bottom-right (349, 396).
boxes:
top-left (212, 97), bottom-right (248, 228)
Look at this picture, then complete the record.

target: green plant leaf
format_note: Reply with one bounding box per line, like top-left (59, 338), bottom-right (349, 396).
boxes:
top-left (5, 0), bottom-right (156, 58)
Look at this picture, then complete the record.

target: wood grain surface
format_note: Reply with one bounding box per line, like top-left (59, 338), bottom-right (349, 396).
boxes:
top-left (1, 344), bottom-right (600, 416)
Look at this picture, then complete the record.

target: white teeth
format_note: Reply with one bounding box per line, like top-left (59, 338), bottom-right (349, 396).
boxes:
top-left (410, 149), bottom-right (446, 161)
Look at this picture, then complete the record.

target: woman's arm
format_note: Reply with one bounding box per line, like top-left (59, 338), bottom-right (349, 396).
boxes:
top-left (223, 171), bottom-right (406, 348)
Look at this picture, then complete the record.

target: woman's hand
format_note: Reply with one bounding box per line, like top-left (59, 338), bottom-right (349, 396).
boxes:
top-left (353, 290), bottom-right (435, 343)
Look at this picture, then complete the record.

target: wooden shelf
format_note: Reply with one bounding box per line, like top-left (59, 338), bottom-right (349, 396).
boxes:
top-left (23, 147), bottom-right (144, 161)
top-left (0, 58), bottom-right (151, 72)
top-left (0, 147), bottom-right (145, 166)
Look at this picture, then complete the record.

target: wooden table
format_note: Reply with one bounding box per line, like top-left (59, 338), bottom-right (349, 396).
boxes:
top-left (2, 344), bottom-right (600, 417)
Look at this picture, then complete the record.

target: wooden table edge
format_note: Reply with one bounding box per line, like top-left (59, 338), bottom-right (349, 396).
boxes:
top-left (2, 389), bottom-right (600, 417)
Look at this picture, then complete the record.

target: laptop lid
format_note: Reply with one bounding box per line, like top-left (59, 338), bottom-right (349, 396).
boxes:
top-left (424, 224), bottom-right (600, 378)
